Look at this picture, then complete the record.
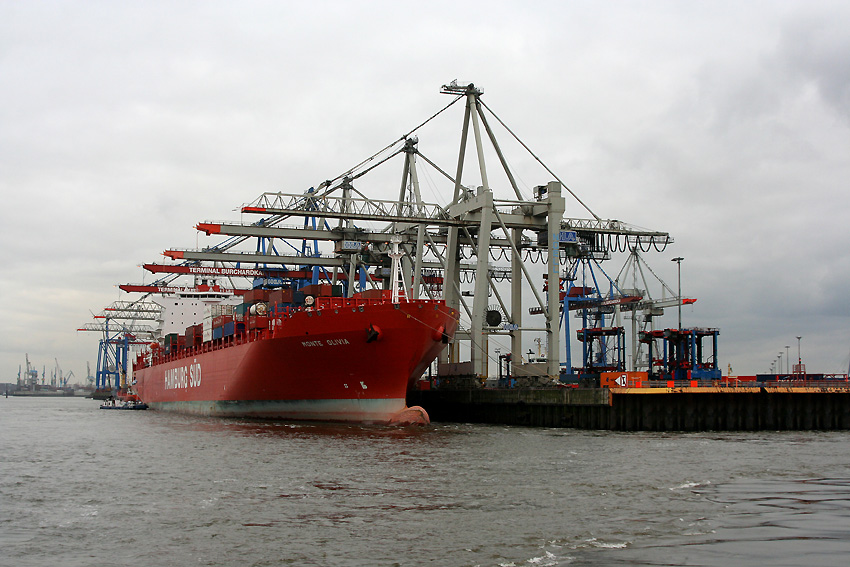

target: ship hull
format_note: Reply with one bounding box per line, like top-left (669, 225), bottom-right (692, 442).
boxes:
top-left (133, 300), bottom-right (457, 423)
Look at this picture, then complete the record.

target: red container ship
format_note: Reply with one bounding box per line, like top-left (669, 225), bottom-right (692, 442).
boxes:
top-left (132, 291), bottom-right (458, 425)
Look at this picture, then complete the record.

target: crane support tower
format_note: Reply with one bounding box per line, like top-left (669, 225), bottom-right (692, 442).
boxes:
top-left (641, 328), bottom-right (721, 381)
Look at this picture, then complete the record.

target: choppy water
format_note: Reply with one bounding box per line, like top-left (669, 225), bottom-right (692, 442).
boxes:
top-left (2, 397), bottom-right (850, 566)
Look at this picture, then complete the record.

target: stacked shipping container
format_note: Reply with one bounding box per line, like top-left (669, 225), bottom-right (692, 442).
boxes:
top-left (164, 285), bottom-right (355, 355)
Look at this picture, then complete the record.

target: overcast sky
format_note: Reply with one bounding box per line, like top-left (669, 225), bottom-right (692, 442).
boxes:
top-left (2, 0), bottom-right (849, 384)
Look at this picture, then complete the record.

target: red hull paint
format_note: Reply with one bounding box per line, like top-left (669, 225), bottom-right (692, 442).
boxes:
top-left (133, 299), bottom-right (457, 423)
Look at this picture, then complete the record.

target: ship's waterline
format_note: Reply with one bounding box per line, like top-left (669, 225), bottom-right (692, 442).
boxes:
top-left (148, 397), bottom-right (410, 422)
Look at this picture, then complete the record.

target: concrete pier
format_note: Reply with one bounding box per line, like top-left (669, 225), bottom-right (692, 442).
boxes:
top-left (408, 387), bottom-right (850, 431)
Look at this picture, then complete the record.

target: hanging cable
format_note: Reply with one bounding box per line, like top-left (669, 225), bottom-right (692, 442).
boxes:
top-left (479, 99), bottom-right (602, 222)
top-left (326, 94), bottom-right (464, 187)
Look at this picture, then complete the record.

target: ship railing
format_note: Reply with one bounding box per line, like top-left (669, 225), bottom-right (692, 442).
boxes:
top-left (309, 296), bottom-right (443, 310)
top-left (640, 380), bottom-right (724, 388)
top-left (143, 297), bottom-right (448, 366)
top-left (755, 379), bottom-right (850, 389)
top-left (145, 327), bottom-right (272, 365)
top-left (639, 379), bottom-right (850, 390)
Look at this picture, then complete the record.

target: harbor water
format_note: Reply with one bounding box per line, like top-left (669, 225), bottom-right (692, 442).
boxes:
top-left (2, 396), bottom-right (850, 566)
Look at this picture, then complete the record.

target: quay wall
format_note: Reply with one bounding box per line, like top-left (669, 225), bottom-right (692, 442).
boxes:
top-left (408, 387), bottom-right (850, 431)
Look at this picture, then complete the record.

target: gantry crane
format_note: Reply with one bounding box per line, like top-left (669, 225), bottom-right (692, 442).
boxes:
top-left (78, 301), bottom-right (160, 393)
top-left (612, 247), bottom-right (697, 373)
top-left (104, 82), bottom-right (676, 386)
top-left (53, 358), bottom-right (63, 388)
top-left (19, 354), bottom-right (39, 391)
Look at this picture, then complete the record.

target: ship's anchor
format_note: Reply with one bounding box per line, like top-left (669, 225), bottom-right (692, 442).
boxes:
top-left (365, 324), bottom-right (382, 343)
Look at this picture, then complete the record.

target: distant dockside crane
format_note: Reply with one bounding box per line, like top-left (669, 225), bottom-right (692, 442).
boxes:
top-left (78, 301), bottom-right (160, 395)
